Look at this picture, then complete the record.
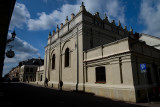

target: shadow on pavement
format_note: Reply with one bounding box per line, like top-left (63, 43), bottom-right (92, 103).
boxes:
top-left (0, 82), bottom-right (149, 107)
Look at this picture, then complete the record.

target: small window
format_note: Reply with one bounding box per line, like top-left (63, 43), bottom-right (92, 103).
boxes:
top-left (65, 48), bottom-right (70, 67)
top-left (30, 68), bottom-right (33, 72)
top-left (52, 54), bottom-right (55, 69)
top-left (96, 67), bottom-right (106, 83)
top-left (26, 68), bottom-right (29, 72)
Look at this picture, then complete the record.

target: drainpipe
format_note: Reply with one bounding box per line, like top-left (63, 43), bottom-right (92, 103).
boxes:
top-left (44, 50), bottom-right (47, 81)
top-left (76, 28), bottom-right (79, 91)
top-left (48, 35), bottom-right (51, 81)
top-left (58, 32), bottom-right (62, 90)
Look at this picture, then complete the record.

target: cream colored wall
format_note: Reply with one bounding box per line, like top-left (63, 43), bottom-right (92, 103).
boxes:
top-left (84, 38), bottom-right (136, 102)
top-left (50, 45), bottom-right (60, 82)
top-left (45, 21), bottom-right (83, 90)
top-left (43, 4), bottom-right (160, 102)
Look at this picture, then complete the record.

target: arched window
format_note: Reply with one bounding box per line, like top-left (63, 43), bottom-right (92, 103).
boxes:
top-left (65, 48), bottom-right (70, 67)
top-left (52, 54), bottom-right (55, 69)
top-left (95, 67), bottom-right (106, 83)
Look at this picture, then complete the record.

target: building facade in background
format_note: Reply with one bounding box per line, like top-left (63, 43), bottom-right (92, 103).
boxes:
top-left (8, 66), bottom-right (20, 82)
top-left (19, 58), bottom-right (44, 82)
top-left (140, 33), bottom-right (160, 50)
top-left (36, 65), bottom-right (44, 85)
top-left (44, 3), bottom-right (160, 102)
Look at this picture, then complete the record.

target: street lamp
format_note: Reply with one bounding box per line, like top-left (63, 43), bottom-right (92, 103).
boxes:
top-left (6, 30), bottom-right (16, 58)
top-left (6, 30), bottom-right (16, 44)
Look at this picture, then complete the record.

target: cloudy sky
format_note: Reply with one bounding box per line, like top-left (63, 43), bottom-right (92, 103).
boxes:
top-left (3, 0), bottom-right (160, 76)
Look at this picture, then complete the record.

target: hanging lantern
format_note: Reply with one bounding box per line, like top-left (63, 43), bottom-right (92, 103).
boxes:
top-left (11, 30), bottom-right (16, 38)
top-left (6, 49), bottom-right (15, 58)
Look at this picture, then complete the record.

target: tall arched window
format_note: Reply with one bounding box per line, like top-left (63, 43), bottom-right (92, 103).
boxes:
top-left (65, 48), bottom-right (70, 67)
top-left (52, 54), bottom-right (55, 69)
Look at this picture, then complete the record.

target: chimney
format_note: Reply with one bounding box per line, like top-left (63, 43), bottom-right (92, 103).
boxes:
top-left (60, 23), bottom-right (63, 29)
top-left (65, 16), bottom-right (68, 24)
top-left (56, 25), bottom-right (59, 32)
top-left (71, 13), bottom-right (75, 20)
top-left (48, 32), bottom-right (52, 38)
top-left (80, 2), bottom-right (86, 12)
top-left (95, 12), bottom-right (100, 18)
top-left (129, 26), bottom-right (133, 34)
top-left (124, 26), bottom-right (127, 31)
top-left (104, 13), bottom-right (109, 22)
top-left (52, 30), bottom-right (55, 35)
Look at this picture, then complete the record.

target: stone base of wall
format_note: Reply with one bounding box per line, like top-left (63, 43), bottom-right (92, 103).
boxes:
top-left (34, 81), bottom-right (137, 102)
top-left (83, 83), bottom-right (136, 102)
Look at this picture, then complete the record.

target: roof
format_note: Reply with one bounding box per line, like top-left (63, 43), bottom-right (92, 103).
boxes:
top-left (19, 58), bottom-right (44, 66)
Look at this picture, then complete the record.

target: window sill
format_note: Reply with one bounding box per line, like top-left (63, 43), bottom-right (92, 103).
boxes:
top-left (95, 81), bottom-right (106, 84)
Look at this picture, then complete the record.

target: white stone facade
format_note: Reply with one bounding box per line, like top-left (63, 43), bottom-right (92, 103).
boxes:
top-left (44, 3), bottom-right (160, 102)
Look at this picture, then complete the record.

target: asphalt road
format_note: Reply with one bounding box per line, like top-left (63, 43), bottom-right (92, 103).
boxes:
top-left (0, 82), bottom-right (159, 107)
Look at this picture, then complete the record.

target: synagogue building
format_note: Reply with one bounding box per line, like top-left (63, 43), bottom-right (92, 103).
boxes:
top-left (43, 2), bottom-right (160, 102)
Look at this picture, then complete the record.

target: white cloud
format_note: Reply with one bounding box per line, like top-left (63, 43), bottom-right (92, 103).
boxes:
top-left (4, 33), bottom-right (40, 66)
top-left (27, 4), bottom-right (80, 31)
top-left (27, 0), bottom-right (125, 31)
top-left (7, 34), bottom-right (39, 55)
top-left (78, 0), bottom-right (125, 24)
top-left (9, 2), bottom-right (30, 30)
top-left (3, 33), bottom-right (40, 76)
top-left (139, 0), bottom-right (160, 37)
top-left (43, 0), bottom-right (48, 4)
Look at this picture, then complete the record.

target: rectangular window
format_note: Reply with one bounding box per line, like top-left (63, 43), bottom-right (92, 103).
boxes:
top-left (96, 67), bottom-right (106, 83)
top-left (30, 68), bottom-right (33, 72)
top-left (26, 68), bottom-right (29, 72)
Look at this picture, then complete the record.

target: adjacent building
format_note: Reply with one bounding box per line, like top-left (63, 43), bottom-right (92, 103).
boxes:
top-left (44, 2), bottom-right (160, 102)
top-left (19, 58), bottom-right (44, 82)
top-left (8, 66), bottom-right (20, 81)
top-left (36, 65), bottom-right (45, 85)
top-left (139, 33), bottom-right (160, 50)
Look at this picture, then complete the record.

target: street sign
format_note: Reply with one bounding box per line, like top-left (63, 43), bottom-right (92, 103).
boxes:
top-left (140, 64), bottom-right (146, 73)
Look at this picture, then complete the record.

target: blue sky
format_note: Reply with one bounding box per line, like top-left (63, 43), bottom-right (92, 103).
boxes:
top-left (3, 0), bottom-right (160, 76)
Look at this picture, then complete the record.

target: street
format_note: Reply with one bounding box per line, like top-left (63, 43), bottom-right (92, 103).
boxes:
top-left (0, 82), bottom-right (159, 107)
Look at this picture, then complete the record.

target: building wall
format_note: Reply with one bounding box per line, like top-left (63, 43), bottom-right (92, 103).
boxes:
top-left (20, 65), bottom-right (37, 82)
top-left (139, 33), bottom-right (160, 50)
top-left (129, 39), bottom-right (160, 102)
top-left (43, 4), bottom-right (160, 102)
top-left (84, 38), bottom-right (160, 102)
top-left (45, 14), bottom-right (83, 90)
top-left (84, 38), bottom-right (136, 102)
